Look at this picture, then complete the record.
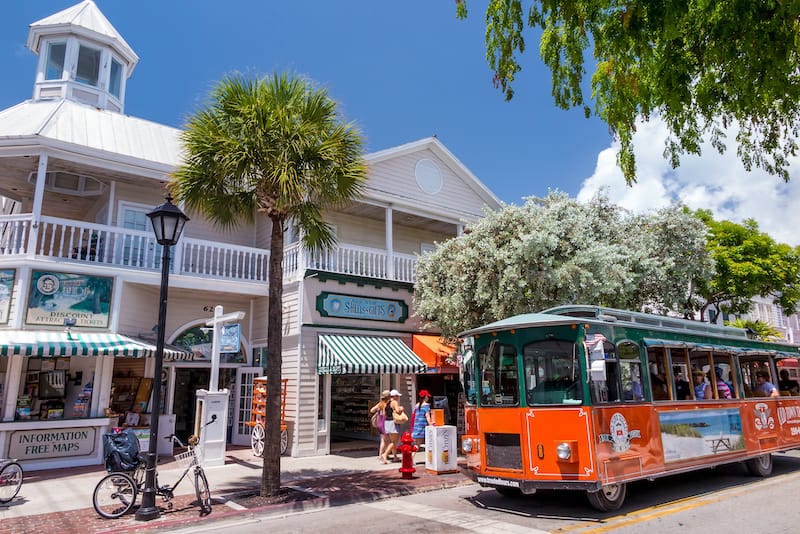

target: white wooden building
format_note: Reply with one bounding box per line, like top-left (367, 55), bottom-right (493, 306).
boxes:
top-left (0, 1), bottom-right (501, 468)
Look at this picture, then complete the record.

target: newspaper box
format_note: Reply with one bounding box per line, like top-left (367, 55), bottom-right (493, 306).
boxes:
top-left (425, 424), bottom-right (457, 474)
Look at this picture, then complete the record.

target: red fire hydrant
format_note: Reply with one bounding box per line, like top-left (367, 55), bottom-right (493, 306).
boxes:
top-left (397, 431), bottom-right (418, 479)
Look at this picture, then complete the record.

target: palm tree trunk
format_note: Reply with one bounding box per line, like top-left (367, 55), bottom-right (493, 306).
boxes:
top-left (262, 216), bottom-right (285, 496)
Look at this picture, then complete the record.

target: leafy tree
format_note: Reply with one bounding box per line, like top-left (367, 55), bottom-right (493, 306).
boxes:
top-left (455, 1), bottom-right (800, 183)
top-left (172, 73), bottom-right (367, 496)
top-left (414, 191), bottom-right (710, 336)
top-left (691, 210), bottom-right (800, 322)
top-left (725, 318), bottom-right (782, 342)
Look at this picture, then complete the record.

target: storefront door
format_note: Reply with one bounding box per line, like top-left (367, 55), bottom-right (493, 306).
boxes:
top-left (232, 367), bottom-right (263, 446)
top-left (173, 368), bottom-right (210, 442)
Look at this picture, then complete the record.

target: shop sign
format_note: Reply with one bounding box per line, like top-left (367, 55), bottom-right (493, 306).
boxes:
top-left (0, 269), bottom-right (14, 324)
top-left (316, 292), bottom-right (408, 323)
top-left (9, 427), bottom-right (97, 460)
top-left (220, 323), bottom-right (240, 353)
top-left (25, 271), bottom-right (113, 328)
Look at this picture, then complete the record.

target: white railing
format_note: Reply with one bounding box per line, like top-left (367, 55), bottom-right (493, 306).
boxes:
top-left (1, 215), bottom-right (418, 285)
top-left (283, 242), bottom-right (419, 283)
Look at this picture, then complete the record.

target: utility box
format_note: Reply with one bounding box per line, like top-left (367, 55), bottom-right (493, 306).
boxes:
top-left (425, 425), bottom-right (457, 474)
top-left (194, 388), bottom-right (229, 468)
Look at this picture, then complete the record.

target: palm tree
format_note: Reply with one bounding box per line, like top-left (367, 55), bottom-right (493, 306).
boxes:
top-left (171, 72), bottom-right (367, 496)
top-left (725, 318), bottom-right (783, 341)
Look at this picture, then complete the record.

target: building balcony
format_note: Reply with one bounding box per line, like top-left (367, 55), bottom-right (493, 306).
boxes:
top-left (0, 215), bottom-right (419, 285)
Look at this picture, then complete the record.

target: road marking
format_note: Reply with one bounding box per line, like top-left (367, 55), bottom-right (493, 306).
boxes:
top-left (562, 468), bottom-right (800, 533)
top-left (366, 499), bottom-right (551, 533)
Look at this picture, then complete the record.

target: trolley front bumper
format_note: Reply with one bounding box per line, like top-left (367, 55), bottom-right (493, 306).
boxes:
top-left (461, 465), bottom-right (603, 493)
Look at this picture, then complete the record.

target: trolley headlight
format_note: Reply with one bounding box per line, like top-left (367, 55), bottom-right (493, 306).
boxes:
top-left (462, 437), bottom-right (473, 453)
top-left (556, 442), bottom-right (572, 460)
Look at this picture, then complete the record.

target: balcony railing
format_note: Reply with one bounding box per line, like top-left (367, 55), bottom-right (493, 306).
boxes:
top-left (0, 215), bottom-right (419, 284)
top-left (283, 242), bottom-right (418, 283)
top-left (0, 215), bottom-right (269, 283)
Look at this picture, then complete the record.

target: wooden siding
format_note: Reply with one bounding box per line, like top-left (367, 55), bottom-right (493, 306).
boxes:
top-left (367, 148), bottom-right (491, 220)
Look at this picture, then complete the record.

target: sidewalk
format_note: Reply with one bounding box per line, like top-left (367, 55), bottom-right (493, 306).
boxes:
top-left (0, 443), bottom-right (472, 533)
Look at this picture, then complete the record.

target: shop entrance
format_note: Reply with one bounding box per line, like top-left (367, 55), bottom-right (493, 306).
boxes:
top-left (330, 375), bottom-right (381, 443)
top-left (173, 368), bottom-right (210, 442)
top-left (415, 374), bottom-right (462, 425)
top-left (173, 368), bottom-right (238, 443)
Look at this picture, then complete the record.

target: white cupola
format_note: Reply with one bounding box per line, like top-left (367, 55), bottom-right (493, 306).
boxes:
top-left (26, 0), bottom-right (139, 113)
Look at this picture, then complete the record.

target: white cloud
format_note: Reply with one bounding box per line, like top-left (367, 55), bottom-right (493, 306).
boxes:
top-left (578, 118), bottom-right (800, 246)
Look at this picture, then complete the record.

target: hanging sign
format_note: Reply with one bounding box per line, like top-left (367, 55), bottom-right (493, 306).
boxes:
top-left (220, 323), bottom-right (241, 353)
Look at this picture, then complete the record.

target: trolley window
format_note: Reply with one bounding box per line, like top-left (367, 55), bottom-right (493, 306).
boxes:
top-left (478, 342), bottom-right (519, 406)
top-left (524, 339), bottom-right (582, 405)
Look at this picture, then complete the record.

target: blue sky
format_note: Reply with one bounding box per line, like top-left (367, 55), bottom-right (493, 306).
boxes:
top-left (3, 1), bottom-right (800, 245)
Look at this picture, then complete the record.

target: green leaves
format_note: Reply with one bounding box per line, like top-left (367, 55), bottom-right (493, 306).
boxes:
top-left (460, 0), bottom-right (800, 183)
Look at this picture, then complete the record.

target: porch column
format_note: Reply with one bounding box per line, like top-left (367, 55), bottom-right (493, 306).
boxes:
top-left (457, 223), bottom-right (464, 236)
top-left (172, 195), bottom-right (185, 274)
top-left (385, 205), bottom-right (394, 279)
top-left (27, 152), bottom-right (48, 257)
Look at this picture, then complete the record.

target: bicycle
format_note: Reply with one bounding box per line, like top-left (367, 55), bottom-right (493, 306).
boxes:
top-left (0, 459), bottom-right (23, 504)
top-left (92, 433), bottom-right (211, 519)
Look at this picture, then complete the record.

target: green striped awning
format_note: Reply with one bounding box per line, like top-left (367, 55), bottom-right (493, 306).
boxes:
top-left (0, 331), bottom-right (193, 360)
top-left (318, 334), bottom-right (427, 374)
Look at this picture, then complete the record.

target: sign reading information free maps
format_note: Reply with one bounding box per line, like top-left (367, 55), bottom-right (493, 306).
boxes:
top-left (317, 292), bottom-right (407, 323)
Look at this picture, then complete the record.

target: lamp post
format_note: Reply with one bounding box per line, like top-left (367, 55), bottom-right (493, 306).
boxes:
top-left (136, 195), bottom-right (188, 521)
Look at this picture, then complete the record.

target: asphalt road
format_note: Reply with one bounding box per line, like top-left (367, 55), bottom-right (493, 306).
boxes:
top-left (165, 450), bottom-right (800, 533)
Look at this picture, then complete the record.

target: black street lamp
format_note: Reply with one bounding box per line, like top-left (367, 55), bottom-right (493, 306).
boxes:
top-left (136, 195), bottom-right (189, 521)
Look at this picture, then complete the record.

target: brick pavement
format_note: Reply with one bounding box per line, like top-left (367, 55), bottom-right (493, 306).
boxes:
top-left (0, 457), bottom-right (471, 534)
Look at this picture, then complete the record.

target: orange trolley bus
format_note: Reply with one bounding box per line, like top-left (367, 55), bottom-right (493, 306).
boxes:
top-left (458, 305), bottom-right (800, 511)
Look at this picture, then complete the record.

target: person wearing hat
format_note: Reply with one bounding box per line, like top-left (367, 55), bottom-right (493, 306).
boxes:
top-left (380, 389), bottom-right (405, 463)
top-left (370, 390), bottom-right (392, 462)
top-left (692, 368), bottom-right (712, 400)
top-left (411, 389), bottom-right (433, 462)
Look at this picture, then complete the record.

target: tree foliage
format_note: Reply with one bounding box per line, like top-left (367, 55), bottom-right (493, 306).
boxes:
top-left (724, 318), bottom-right (782, 341)
top-left (172, 73), bottom-right (366, 496)
top-left (414, 191), bottom-right (710, 336)
top-left (691, 210), bottom-right (800, 321)
top-left (456, 1), bottom-right (800, 183)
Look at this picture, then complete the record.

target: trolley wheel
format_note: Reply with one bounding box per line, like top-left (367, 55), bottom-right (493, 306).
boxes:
top-left (746, 453), bottom-right (773, 477)
top-left (586, 483), bottom-right (626, 512)
top-left (194, 467), bottom-right (212, 515)
top-left (280, 428), bottom-right (288, 456)
top-left (0, 462), bottom-right (23, 503)
top-left (251, 422), bottom-right (265, 457)
top-left (93, 472), bottom-right (137, 519)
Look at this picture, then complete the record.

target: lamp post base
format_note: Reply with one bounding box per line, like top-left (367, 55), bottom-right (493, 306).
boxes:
top-left (135, 486), bottom-right (160, 520)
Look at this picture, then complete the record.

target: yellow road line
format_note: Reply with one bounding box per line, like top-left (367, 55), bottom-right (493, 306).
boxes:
top-left (558, 468), bottom-right (800, 533)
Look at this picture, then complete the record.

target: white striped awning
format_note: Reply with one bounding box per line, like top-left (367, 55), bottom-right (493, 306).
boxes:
top-left (0, 331), bottom-right (193, 360)
top-left (317, 334), bottom-right (427, 375)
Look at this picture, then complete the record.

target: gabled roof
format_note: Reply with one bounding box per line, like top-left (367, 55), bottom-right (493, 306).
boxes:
top-left (366, 136), bottom-right (502, 210)
top-left (0, 99), bottom-right (180, 173)
top-left (27, 0), bottom-right (138, 72)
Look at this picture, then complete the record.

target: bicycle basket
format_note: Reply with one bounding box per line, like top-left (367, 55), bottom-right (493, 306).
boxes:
top-left (174, 447), bottom-right (201, 470)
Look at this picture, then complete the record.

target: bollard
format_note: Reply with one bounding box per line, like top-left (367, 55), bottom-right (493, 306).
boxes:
top-left (397, 431), bottom-right (418, 479)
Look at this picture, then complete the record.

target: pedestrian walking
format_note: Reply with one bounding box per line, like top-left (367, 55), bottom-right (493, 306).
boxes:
top-left (380, 389), bottom-right (405, 463)
top-left (370, 390), bottom-right (391, 463)
top-left (411, 389), bottom-right (432, 463)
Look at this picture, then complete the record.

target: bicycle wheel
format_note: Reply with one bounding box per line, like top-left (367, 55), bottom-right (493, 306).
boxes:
top-left (93, 473), bottom-right (137, 519)
top-left (194, 467), bottom-right (212, 515)
top-left (0, 462), bottom-right (23, 503)
top-left (131, 460), bottom-right (146, 488)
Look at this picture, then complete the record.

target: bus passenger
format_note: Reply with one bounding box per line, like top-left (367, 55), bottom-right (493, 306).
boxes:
top-left (714, 367), bottom-right (732, 399)
top-left (778, 370), bottom-right (800, 395)
top-left (755, 371), bottom-right (780, 398)
top-left (673, 367), bottom-right (690, 400)
top-left (692, 369), bottom-right (712, 400)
